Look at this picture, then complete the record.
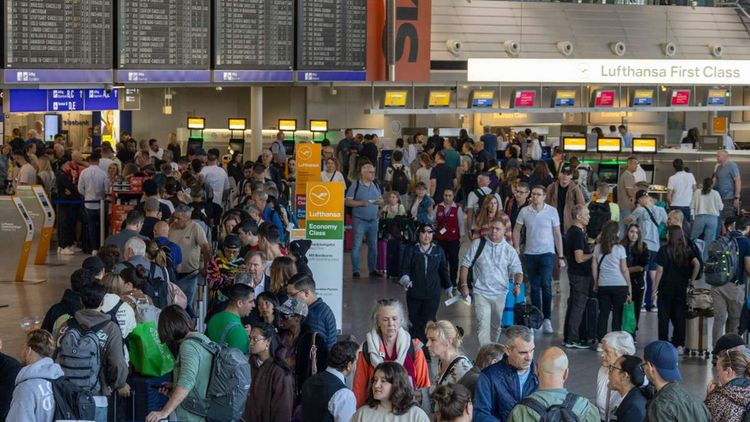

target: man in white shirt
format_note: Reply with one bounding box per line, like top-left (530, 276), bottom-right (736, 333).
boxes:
top-left (466, 173), bottom-right (503, 228)
top-left (199, 151), bottom-right (230, 206)
top-left (513, 185), bottom-right (564, 334)
top-left (666, 158), bottom-right (696, 232)
top-left (148, 139), bottom-right (164, 160)
top-left (77, 152), bottom-right (109, 253)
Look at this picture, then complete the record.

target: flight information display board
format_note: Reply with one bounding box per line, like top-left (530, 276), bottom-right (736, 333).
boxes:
top-left (4, 0), bottom-right (114, 83)
top-left (117, 0), bottom-right (211, 83)
top-left (213, 0), bottom-right (294, 82)
top-left (296, 0), bottom-right (367, 76)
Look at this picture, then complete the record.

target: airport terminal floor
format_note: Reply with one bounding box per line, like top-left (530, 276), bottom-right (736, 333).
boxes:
top-left (0, 246), bottom-right (715, 403)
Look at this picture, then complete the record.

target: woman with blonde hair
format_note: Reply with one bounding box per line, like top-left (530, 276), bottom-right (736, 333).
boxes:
top-left (471, 195), bottom-right (512, 243)
top-left (706, 349), bottom-right (750, 422)
top-left (425, 321), bottom-right (473, 387)
top-left (268, 255), bottom-right (297, 304)
top-left (36, 155), bottom-right (55, 194)
top-left (100, 272), bottom-right (136, 363)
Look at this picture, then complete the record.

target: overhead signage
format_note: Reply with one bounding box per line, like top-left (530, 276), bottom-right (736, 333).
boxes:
top-left (384, 90), bottom-right (408, 108)
top-left (428, 91), bottom-right (451, 108)
top-left (671, 89), bottom-right (691, 106)
top-left (214, 70), bottom-right (293, 83)
top-left (597, 137), bottom-right (622, 153)
top-left (306, 182), bottom-right (345, 240)
top-left (297, 71), bottom-right (367, 82)
top-left (594, 90), bottom-right (616, 107)
top-left (707, 89), bottom-right (727, 105)
top-left (554, 90), bottom-right (576, 107)
top-left (8, 89), bottom-right (121, 113)
top-left (471, 90), bottom-right (495, 108)
top-left (122, 88), bottom-right (141, 110)
top-left (310, 120), bottom-right (329, 132)
top-left (187, 117), bottom-right (206, 130)
top-left (514, 91), bottom-right (536, 107)
top-left (278, 119), bottom-right (297, 131)
top-left (633, 89), bottom-right (654, 106)
top-left (297, 0), bottom-right (367, 71)
top-left (468, 58), bottom-right (750, 85)
top-left (562, 137), bottom-right (587, 152)
top-left (228, 118), bottom-right (246, 131)
top-left (632, 137), bottom-right (657, 153)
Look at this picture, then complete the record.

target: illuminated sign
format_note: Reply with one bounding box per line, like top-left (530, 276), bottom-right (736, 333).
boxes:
top-left (514, 90), bottom-right (536, 107)
top-left (428, 91), bottom-right (451, 108)
top-left (707, 89), bottom-right (727, 105)
top-left (554, 90), bottom-right (576, 107)
top-left (278, 119), bottom-right (297, 131)
top-left (562, 137), bottom-right (587, 152)
top-left (632, 137), bottom-right (657, 153)
top-left (671, 89), bottom-right (691, 106)
top-left (384, 90), bottom-right (408, 107)
top-left (471, 90), bottom-right (495, 108)
top-left (594, 90), bottom-right (616, 107)
top-left (597, 137), bottom-right (621, 153)
top-left (633, 89), bottom-right (654, 106)
top-left (228, 118), bottom-right (246, 131)
top-left (310, 120), bottom-right (329, 132)
top-left (187, 117), bottom-right (205, 130)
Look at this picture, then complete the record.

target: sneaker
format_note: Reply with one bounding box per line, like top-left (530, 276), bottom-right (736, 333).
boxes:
top-left (542, 319), bottom-right (553, 334)
top-left (56, 246), bottom-right (63, 254)
top-left (71, 245), bottom-right (82, 252)
top-left (677, 346), bottom-right (685, 355)
top-left (352, 272), bottom-right (361, 279)
top-left (562, 342), bottom-right (577, 349)
top-left (60, 246), bottom-right (75, 255)
top-left (369, 271), bottom-right (384, 278)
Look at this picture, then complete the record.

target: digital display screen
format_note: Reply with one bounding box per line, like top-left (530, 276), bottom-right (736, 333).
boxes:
top-left (597, 137), bottom-right (622, 152)
top-left (296, 0), bottom-right (367, 70)
top-left (471, 91), bottom-right (494, 108)
top-left (187, 118), bottom-right (206, 130)
top-left (514, 91), bottom-right (536, 107)
top-left (278, 119), bottom-right (297, 131)
top-left (428, 91), bottom-right (451, 108)
top-left (554, 90), bottom-right (576, 107)
top-left (632, 138), bottom-right (657, 153)
top-left (562, 137), bottom-right (587, 152)
top-left (594, 90), bottom-right (616, 107)
top-left (310, 120), bottom-right (329, 132)
top-left (671, 90), bottom-right (691, 106)
top-left (384, 91), bottom-right (408, 108)
top-left (228, 118), bottom-right (247, 130)
top-left (633, 90), bottom-right (654, 106)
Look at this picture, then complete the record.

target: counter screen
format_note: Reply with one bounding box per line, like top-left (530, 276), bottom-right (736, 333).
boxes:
top-left (562, 137), bottom-right (587, 152)
top-left (296, 0), bottom-right (367, 70)
top-left (597, 137), bottom-right (621, 153)
top-left (632, 138), bottom-right (657, 153)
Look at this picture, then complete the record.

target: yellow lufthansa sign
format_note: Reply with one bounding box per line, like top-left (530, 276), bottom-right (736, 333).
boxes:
top-left (562, 137), bottom-right (587, 152)
top-left (428, 91), bottom-right (451, 107)
top-left (597, 137), bottom-right (621, 153)
top-left (632, 138), bottom-right (657, 153)
top-left (306, 182), bottom-right (345, 221)
top-left (384, 90), bottom-right (408, 107)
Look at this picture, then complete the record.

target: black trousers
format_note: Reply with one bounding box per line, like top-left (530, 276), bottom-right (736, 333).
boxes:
top-left (597, 286), bottom-right (629, 341)
top-left (56, 204), bottom-right (78, 248)
top-left (407, 295), bottom-right (441, 346)
top-left (564, 273), bottom-right (591, 343)
top-left (658, 290), bottom-right (687, 347)
top-left (437, 239), bottom-right (460, 287)
top-left (631, 273), bottom-right (645, 337)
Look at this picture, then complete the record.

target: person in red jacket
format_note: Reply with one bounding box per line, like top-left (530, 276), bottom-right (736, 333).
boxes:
top-left (434, 187), bottom-right (465, 288)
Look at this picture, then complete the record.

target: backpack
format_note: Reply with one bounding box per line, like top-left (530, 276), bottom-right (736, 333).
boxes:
top-left (519, 392), bottom-right (582, 422)
top-left (126, 294), bottom-right (161, 323)
top-left (472, 188), bottom-right (489, 210)
top-left (705, 233), bottom-right (741, 287)
top-left (586, 201), bottom-right (611, 239)
top-left (390, 165), bottom-right (409, 195)
top-left (55, 319), bottom-right (110, 393)
top-left (42, 377), bottom-right (97, 420)
top-left (182, 336), bottom-right (251, 422)
top-left (123, 261), bottom-right (170, 309)
top-left (466, 238), bottom-right (487, 290)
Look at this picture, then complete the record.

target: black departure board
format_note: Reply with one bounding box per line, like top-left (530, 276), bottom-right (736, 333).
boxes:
top-left (118, 0), bottom-right (210, 69)
top-left (297, 0), bottom-right (367, 70)
top-left (5, 0), bottom-right (113, 68)
top-left (215, 0), bottom-right (294, 70)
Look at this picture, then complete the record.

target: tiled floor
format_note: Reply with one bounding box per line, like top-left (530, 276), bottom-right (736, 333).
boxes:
top-left (0, 248), bottom-right (716, 403)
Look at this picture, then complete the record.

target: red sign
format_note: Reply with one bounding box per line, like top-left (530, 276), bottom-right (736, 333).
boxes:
top-left (594, 90), bottom-right (616, 107)
top-left (514, 91), bottom-right (536, 107)
top-left (671, 90), bottom-right (691, 106)
top-left (367, 0), bottom-right (432, 82)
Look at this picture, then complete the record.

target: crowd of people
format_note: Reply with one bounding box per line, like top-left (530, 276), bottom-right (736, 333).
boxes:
top-left (0, 124), bottom-right (748, 422)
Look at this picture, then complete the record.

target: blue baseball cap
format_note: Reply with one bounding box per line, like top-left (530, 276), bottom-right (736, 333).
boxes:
top-left (644, 341), bottom-right (681, 382)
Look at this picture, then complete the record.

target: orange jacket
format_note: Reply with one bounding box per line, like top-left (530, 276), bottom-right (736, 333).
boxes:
top-left (352, 339), bottom-right (431, 408)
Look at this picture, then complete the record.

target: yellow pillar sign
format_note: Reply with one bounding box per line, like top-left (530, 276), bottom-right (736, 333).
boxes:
top-left (305, 182), bottom-right (345, 239)
top-left (295, 143), bottom-right (322, 229)
top-left (33, 186), bottom-right (56, 264)
top-left (712, 116), bottom-right (728, 135)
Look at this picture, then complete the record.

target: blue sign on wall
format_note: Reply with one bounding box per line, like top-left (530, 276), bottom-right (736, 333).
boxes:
top-left (48, 89), bottom-right (85, 112)
top-left (9, 89), bottom-right (48, 112)
top-left (9, 89), bottom-right (120, 113)
top-left (85, 89), bottom-right (119, 110)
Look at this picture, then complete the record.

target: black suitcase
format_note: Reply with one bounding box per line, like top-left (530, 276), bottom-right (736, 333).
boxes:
top-left (126, 373), bottom-right (172, 421)
top-left (579, 297), bottom-right (599, 345)
top-left (386, 238), bottom-right (402, 277)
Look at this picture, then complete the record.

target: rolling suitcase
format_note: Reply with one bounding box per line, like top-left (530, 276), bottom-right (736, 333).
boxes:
top-left (503, 283), bottom-right (527, 328)
top-left (377, 239), bottom-right (388, 273)
top-left (686, 310), bottom-right (714, 358)
top-left (344, 215), bottom-right (353, 251)
top-left (126, 373), bottom-right (172, 421)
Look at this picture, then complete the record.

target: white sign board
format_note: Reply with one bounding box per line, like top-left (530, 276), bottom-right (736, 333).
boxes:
top-left (468, 58), bottom-right (750, 85)
top-left (305, 239), bottom-right (344, 331)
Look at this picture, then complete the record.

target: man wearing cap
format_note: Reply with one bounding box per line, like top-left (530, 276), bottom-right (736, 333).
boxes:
top-left (81, 256), bottom-right (105, 281)
top-left (546, 165), bottom-right (585, 234)
top-left (643, 340), bottom-right (710, 421)
top-left (77, 151), bottom-right (109, 254)
top-left (278, 298), bottom-right (329, 394)
top-left (625, 190), bottom-right (667, 312)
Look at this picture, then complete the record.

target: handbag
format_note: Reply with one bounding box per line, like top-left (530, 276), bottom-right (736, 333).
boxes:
top-left (128, 321), bottom-right (175, 377)
top-left (687, 288), bottom-right (714, 311)
top-left (621, 300), bottom-right (636, 334)
top-left (514, 303), bottom-right (544, 330)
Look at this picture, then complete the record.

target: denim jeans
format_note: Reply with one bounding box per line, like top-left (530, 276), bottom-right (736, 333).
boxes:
top-left (691, 214), bottom-right (719, 259)
top-left (351, 218), bottom-right (378, 273)
top-left (525, 253), bottom-right (555, 319)
top-left (176, 272), bottom-right (199, 316)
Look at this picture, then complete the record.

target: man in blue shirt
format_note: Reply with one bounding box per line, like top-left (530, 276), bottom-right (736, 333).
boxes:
top-left (480, 126), bottom-right (498, 161)
top-left (153, 221), bottom-right (183, 276)
top-left (618, 125), bottom-right (634, 149)
top-left (715, 149), bottom-right (742, 222)
top-left (345, 163), bottom-right (383, 278)
top-left (253, 190), bottom-right (286, 243)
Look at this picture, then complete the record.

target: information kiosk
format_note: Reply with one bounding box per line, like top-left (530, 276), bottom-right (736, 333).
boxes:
top-left (15, 186), bottom-right (56, 266)
top-left (0, 196), bottom-right (35, 282)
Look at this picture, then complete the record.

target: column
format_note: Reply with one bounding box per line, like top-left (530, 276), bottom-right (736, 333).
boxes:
top-left (250, 86), bottom-right (264, 159)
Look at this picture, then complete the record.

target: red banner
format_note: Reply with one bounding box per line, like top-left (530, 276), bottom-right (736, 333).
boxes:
top-left (367, 0), bottom-right (432, 82)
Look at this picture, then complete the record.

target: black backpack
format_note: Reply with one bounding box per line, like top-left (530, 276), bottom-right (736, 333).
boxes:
top-left (122, 262), bottom-right (170, 309)
top-left (586, 201), bottom-right (611, 239)
top-left (519, 393), bottom-right (582, 422)
top-left (46, 377), bottom-right (97, 420)
top-left (389, 165), bottom-right (409, 195)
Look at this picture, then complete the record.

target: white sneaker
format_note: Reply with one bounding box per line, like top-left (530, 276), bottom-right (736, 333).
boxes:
top-left (57, 246), bottom-right (63, 254)
top-left (71, 245), bottom-right (82, 252)
top-left (542, 319), bottom-right (554, 334)
top-left (60, 247), bottom-right (75, 255)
